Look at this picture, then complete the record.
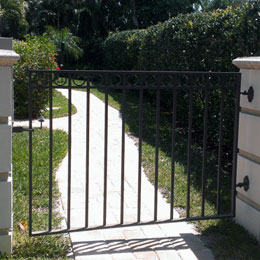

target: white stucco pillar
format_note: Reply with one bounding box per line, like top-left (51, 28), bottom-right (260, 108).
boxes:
top-left (232, 57), bottom-right (260, 242)
top-left (0, 38), bottom-right (20, 255)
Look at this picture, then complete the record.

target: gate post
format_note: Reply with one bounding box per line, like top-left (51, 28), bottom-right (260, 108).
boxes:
top-left (0, 38), bottom-right (19, 254)
top-left (233, 57), bottom-right (260, 242)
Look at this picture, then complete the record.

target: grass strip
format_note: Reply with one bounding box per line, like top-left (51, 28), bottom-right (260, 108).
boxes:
top-left (42, 89), bottom-right (77, 119)
top-left (1, 128), bottom-right (70, 259)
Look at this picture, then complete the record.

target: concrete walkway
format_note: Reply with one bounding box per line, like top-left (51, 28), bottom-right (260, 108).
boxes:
top-left (16, 89), bottom-right (215, 260)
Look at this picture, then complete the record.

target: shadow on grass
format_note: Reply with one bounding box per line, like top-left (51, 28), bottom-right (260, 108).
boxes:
top-left (200, 219), bottom-right (260, 259)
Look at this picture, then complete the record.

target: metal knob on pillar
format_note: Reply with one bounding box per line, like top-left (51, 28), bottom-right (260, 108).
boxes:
top-left (240, 86), bottom-right (254, 102)
top-left (236, 176), bottom-right (250, 192)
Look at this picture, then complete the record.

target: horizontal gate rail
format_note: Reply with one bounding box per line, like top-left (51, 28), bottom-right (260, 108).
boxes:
top-left (32, 214), bottom-right (234, 237)
top-left (28, 70), bottom-right (241, 236)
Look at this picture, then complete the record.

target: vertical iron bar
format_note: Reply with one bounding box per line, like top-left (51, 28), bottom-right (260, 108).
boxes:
top-left (67, 74), bottom-right (72, 230)
top-left (201, 76), bottom-right (209, 217)
top-left (28, 71), bottom-right (33, 236)
top-left (137, 78), bottom-right (143, 223)
top-left (217, 82), bottom-right (225, 215)
top-left (154, 88), bottom-right (160, 221)
top-left (85, 77), bottom-right (90, 228)
top-left (170, 87), bottom-right (177, 220)
top-left (103, 74), bottom-right (108, 226)
top-left (187, 79), bottom-right (193, 218)
top-left (48, 72), bottom-right (53, 231)
top-left (231, 74), bottom-right (241, 216)
top-left (120, 75), bottom-right (126, 224)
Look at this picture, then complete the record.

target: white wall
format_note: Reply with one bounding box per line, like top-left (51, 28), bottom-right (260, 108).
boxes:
top-left (0, 38), bottom-right (19, 255)
top-left (233, 57), bottom-right (260, 242)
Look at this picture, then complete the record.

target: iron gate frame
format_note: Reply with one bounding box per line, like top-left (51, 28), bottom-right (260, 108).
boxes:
top-left (27, 70), bottom-right (241, 236)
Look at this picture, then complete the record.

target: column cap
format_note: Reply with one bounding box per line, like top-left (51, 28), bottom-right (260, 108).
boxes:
top-left (0, 49), bottom-right (20, 67)
top-left (233, 57), bottom-right (260, 70)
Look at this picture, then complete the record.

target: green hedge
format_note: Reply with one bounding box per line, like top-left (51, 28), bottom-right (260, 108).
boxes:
top-left (13, 35), bottom-right (57, 119)
top-left (139, 2), bottom-right (260, 72)
top-left (102, 29), bottom-right (147, 70)
top-left (103, 1), bottom-right (260, 72)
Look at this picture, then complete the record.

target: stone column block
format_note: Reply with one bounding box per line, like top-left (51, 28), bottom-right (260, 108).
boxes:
top-left (238, 113), bottom-right (260, 157)
top-left (0, 233), bottom-right (12, 255)
top-left (0, 124), bottom-right (12, 173)
top-left (0, 181), bottom-right (12, 229)
top-left (0, 38), bottom-right (20, 255)
top-left (237, 155), bottom-right (260, 206)
top-left (0, 67), bottom-right (12, 117)
top-left (233, 56), bottom-right (260, 242)
top-left (236, 198), bottom-right (260, 242)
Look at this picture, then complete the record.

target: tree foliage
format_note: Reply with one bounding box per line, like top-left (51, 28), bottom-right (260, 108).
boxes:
top-left (195, 0), bottom-right (247, 11)
top-left (0, 0), bottom-right (28, 39)
top-left (25, 0), bottom-right (198, 37)
top-left (1, 0), bottom-right (251, 68)
top-left (23, 0), bottom-right (202, 68)
top-left (45, 26), bottom-right (83, 63)
top-left (25, 0), bottom-right (75, 34)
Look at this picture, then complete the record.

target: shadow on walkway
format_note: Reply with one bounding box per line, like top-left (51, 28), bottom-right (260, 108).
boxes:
top-left (71, 231), bottom-right (211, 260)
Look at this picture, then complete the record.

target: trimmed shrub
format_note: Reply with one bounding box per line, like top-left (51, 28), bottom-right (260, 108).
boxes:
top-left (102, 1), bottom-right (260, 72)
top-left (13, 35), bottom-right (57, 119)
top-left (138, 2), bottom-right (260, 72)
top-left (103, 29), bottom-right (147, 70)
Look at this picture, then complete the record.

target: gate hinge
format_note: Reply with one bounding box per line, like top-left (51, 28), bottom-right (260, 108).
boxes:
top-left (240, 86), bottom-right (254, 102)
top-left (236, 176), bottom-right (249, 192)
top-left (12, 126), bottom-right (34, 133)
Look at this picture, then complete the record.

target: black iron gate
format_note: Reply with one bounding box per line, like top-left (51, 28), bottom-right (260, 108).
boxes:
top-left (27, 70), bottom-right (241, 236)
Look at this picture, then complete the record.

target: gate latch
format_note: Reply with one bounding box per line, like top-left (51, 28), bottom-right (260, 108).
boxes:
top-left (12, 126), bottom-right (34, 133)
top-left (240, 86), bottom-right (254, 102)
top-left (236, 176), bottom-right (249, 191)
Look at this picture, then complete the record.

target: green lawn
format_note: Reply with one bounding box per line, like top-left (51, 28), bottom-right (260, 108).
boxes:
top-left (75, 86), bottom-right (260, 260)
top-left (2, 129), bottom-right (70, 259)
top-left (42, 89), bottom-right (77, 119)
top-left (0, 87), bottom-right (74, 259)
